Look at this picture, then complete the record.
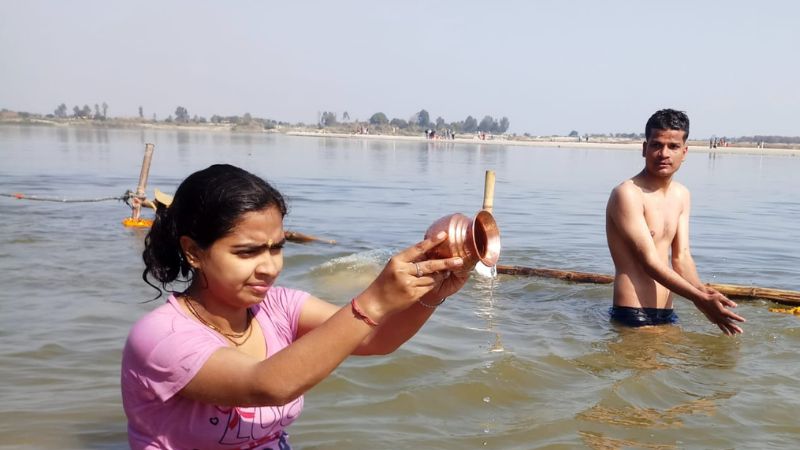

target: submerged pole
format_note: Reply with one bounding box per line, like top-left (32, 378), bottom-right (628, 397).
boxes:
top-left (474, 170), bottom-right (498, 277)
top-left (482, 169), bottom-right (495, 213)
top-left (496, 264), bottom-right (800, 306)
top-left (132, 143), bottom-right (155, 220)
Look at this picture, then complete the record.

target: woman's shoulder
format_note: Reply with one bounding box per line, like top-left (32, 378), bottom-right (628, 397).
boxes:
top-left (123, 296), bottom-right (223, 376)
top-left (128, 297), bottom-right (182, 336)
top-left (124, 296), bottom-right (205, 357)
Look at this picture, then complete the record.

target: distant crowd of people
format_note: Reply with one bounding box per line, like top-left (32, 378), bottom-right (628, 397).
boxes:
top-left (709, 137), bottom-right (728, 148)
top-left (424, 128), bottom-right (456, 140)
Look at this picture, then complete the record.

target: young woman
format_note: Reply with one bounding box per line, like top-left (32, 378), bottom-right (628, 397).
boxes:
top-left (121, 164), bottom-right (467, 449)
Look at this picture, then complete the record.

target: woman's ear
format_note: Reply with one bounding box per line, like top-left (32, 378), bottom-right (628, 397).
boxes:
top-left (179, 236), bottom-right (203, 269)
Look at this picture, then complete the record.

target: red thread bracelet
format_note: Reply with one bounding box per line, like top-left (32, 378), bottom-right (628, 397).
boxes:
top-left (350, 298), bottom-right (379, 327)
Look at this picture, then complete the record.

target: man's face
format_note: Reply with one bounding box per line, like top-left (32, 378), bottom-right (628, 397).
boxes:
top-left (642, 129), bottom-right (688, 178)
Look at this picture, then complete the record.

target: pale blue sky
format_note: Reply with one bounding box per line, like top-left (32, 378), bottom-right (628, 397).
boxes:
top-left (1, 0), bottom-right (798, 137)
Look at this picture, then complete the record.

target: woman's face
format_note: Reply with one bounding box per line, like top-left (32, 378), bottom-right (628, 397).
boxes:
top-left (190, 205), bottom-right (285, 308)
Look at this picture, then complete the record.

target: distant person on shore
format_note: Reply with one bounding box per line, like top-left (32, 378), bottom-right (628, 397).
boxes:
top-left (605, 109), bottom-right (745, 334)
top-left (121, 164), bottom-right (467, 449)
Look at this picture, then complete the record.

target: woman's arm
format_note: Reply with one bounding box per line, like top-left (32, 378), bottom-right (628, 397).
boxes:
top-left (178, 232), bottom-right (465, 407)
top-left (297, 264), bottom-right (468, 355)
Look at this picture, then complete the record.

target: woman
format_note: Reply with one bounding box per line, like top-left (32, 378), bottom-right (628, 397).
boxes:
top-left (121, 164), bottom-right (467, 449)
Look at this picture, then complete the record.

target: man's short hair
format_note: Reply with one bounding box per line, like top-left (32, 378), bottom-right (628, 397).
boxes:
top-left (645, 109), bottom-right (690, 141)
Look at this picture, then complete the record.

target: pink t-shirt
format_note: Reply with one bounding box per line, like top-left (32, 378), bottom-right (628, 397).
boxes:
top-left (121, 286), bottom-right (309, 450)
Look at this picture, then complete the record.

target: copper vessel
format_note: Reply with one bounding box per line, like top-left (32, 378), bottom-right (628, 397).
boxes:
top-left (424, 210), bottom-right (501, 270)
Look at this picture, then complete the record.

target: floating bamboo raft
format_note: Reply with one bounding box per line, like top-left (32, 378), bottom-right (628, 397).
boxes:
top-left (496, 264), bottom-right (800, 306)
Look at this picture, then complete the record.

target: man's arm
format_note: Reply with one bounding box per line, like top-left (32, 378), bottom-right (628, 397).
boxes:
top-left (671, 189), bottom-right (744, 334)
top-left (671, 191), bottom-right (703, 288)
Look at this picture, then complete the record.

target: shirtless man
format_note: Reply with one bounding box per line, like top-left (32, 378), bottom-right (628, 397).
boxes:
top-left (605, 109), bottom-right (745, 335)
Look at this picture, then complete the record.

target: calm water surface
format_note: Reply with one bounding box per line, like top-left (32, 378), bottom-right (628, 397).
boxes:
top-left (1, 125), bottom-right (798, 449)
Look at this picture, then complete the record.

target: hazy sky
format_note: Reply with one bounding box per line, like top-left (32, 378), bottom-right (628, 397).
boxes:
top-left (2, 0), bottom-right (798, 137)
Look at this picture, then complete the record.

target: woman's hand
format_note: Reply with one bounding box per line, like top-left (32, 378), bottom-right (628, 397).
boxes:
top-left (355, 231), bottom-right (464, 322)
top-left (418, 267), bottom-right (469, 307)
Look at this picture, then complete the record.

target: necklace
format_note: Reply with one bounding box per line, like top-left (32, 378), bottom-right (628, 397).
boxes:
top-left (182, 295), bottom-right (254, 347)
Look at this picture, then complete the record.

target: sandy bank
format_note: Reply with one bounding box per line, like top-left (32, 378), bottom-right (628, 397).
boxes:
top-left (3, 119), bottom-right (796, 157)
top-left (286, 131), bottom-right (799, 157)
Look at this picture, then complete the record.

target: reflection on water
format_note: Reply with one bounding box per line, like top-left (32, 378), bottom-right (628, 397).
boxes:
top-left (575, 326), bottom-right (739, 448)
top-left (0, 125), bottom-right (799, 448)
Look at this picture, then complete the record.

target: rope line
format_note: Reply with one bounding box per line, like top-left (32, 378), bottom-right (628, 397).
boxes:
top-left (0, 190), bottom-right (136, 204)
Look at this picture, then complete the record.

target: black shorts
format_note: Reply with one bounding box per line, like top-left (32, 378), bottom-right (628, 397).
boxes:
top-left (609, 306), bottom-right (679, 327)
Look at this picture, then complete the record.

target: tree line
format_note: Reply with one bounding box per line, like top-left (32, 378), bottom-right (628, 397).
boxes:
top-left (43, 103), bottom-right (292, 129)
top-left (7, 104), bottom-right (799, 143)
top-left (320, 109), bottom-right (510, 134)
top-left (734, 135), bottom-right (800, 144)
top-left (54, 102), bottom-right (108, 120)
top-left (44, 103), bottom-right (513, 135)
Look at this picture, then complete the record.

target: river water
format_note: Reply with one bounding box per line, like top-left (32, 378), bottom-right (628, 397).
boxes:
top-left (0, 125), bottom-right (798, 449)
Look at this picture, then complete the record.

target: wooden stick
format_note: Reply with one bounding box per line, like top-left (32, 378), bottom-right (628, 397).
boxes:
top-left (482, 170), bottom-right (495, 213)
top-left (496, 264), bottom-right (613, 284)
top-left (474, 170), bottom-right (498, 276)
top-left (285, 230), bottom-right (336, 245)
top-left (496, 264), bottom-right (800, 306)
top-left (706, 282), bottom-right (800, 305)
top-left (132, 143), bottom-right (155, 220)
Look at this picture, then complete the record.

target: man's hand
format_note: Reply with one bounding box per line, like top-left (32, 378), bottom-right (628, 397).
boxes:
top-left (693, 288), bottom-right (746, 335)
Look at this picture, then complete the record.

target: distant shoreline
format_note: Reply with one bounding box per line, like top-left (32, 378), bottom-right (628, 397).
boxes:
top-left (285, 130), bottom-right (799, 157)
top-left (2, 118), bottom-right (797, 157)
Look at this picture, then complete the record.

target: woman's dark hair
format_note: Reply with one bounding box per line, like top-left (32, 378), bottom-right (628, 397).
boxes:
top-left (142, 164), bottom-right (287, 295)
top-left (645, 108), bottom-right (690, 141)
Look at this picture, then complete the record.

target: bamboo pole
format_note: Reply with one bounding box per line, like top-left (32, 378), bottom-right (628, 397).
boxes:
top-left (475, 170), bottom-right (498, 277)
top-left (132, 143), bottom-right (155, 220)
top-left (706, 282), bottom-right (800, 305)
top-left (285, 230), bottom-right (336, 245)
top-left (496, 264), bottom-right (613, 284)
top-left (482, 170), bottom-right (495, 213)
top-left (496, 264), bottom-right (800, 306)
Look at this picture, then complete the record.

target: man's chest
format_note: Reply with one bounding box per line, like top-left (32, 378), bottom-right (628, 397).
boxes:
top-left (642, 195), bottom-right (681, 243)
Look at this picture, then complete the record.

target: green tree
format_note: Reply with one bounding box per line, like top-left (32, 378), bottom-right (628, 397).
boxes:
top-left (102, 102), bottom-right (108, 119)
top-left (342, 111), bottom-right (350, 121)
top-left (54, 103), bottom-right (67, 118)
top-left (463, 115), bottom-right (478, 133)
top-left (138, 106), bottom-right (144, 119)
top-left (416, 109), bottom-right (430, 128)
top-left (435, 116), bottom-right (445, 128)
top-left (499, 117), bottom-right (510, 133)
top-left (175, 106), bottom-right (189, 123)
top-left (389, 118), bottom-right (408, 129)
top-left (319, 111), bottom-right (337, 126)
top-left (478, 115), bottom-right (495, 133)
top-left (568, 130), bottom-right (579, 137)
top-left (369, 112), bottom-right (388, 125)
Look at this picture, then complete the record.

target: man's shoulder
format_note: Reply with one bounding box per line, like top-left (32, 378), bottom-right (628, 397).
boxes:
top-left (609, 179), bottom-right (642, 200)
top-left (672, 180), bottom-right (690, 194)
top-left (667, 180), bottom-right (691, 201)
top-left (606, 179), bottom-right (644, 219)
